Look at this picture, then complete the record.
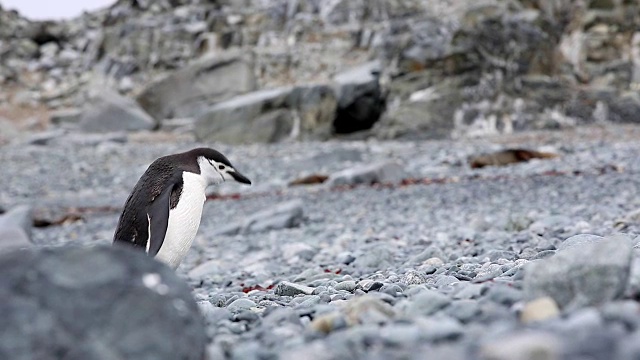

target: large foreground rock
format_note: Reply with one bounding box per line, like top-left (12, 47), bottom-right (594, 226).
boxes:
top-left (0, 245), bottom-right (207, 360)
top-left (79, 89), bottom-right (157, 133)
top-left (137, 51), bottom-right (256, 122)
top-left (524, 234), bottom-right (633, 310)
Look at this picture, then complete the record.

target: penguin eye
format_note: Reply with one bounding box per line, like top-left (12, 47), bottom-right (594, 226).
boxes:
top-left (218, 164), bottom-right (226, 171)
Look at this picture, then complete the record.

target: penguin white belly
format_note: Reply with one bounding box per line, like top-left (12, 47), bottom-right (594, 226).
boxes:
top-left (155, 172), bottom-right (207, 269)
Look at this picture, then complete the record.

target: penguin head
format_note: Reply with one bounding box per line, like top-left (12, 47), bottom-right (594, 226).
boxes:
top-left (194, 148), bottom-right (252, 186)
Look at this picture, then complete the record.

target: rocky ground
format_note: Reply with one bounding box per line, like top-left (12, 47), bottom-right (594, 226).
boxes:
top-left (2, 0), bottom-right (640, 358)
top-left (2, 124), bottom-right (640, 359)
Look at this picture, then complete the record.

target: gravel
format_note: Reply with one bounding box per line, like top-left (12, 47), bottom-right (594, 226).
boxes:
top-left (3, 124), bottom-right (640, 359)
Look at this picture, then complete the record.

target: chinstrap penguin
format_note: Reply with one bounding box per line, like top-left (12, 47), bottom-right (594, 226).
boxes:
top-left (113, 147), bottom-right (251, 269)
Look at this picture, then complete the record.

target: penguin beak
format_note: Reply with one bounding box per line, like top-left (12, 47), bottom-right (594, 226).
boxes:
top-left (230, 171), bottom-right (252, 185)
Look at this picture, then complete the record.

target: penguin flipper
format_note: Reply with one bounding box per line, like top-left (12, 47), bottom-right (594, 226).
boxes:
top-left (147, 183), bottom-right (174, 256)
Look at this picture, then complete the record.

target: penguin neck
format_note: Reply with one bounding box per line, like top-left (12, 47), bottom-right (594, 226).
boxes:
top-left (196, 156), bottom-right (224, 186)
top-left (183, 170), bottom-right (208, 193)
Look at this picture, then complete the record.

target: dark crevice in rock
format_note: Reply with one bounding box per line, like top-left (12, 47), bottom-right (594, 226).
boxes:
top-left (333, 89), bottom-right (387, 134)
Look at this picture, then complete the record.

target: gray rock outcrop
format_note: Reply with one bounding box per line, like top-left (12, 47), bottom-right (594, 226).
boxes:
top-left (79, 89), bottom-right (157, 132)
top-left (194, 85), bottom-right (336, 143)
top-left (333, 61), bottom-right (386, 134)
top-left (136, 51), bottom-right (256, 122)
top-left (1, 0), bottom-right (639, 141)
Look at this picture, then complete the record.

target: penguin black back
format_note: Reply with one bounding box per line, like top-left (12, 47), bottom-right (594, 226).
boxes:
top-left (114, 156), bottom-right (181, 250)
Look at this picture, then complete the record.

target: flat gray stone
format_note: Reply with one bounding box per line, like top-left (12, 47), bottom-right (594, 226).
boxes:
top-left (379, 323), bottom-right (422, 346)
top-left (435, 275), bottom-right (460, 288)
top-left (0, 204), bottom-right (32, 238)
top-left (344, 295), bottom-right (396, 325)
top-left (79, 89), bottom-right (157, 133)
top-left (275, 281), bottom-right (315, 296)
top-left (327, 161), bottom-right (407, 187)
top-left (215, 199), bottom-right (304, 236)
top-left (49, 108), bottom-right (82, 126)
top-left (352, 245), bottom-right (394, 269)
top-left (244, 199), bottom-right (304, 234)
top-left (197, 302), bottom-right (231, 324)
top-left (479, 331), bottom-right (563, 360)
top-left (194, 84), bottom-right (336, 143)
top-left (557, 234), bottom-right (604, 251)
top-left (0, 228), bottom-right (31, 254)
top-left (402, 289), bottom-right (450, 317)
top-left (444, 300), bottom-right (481, 323)
top-left (334, 280), bottom-right (357, 292)
top-left (226, 298), bottom-right (257, 312)
top-left (56, 132), bottom-right (128, 146)
top-left (194, 87), bottom-right (294, 144)
top-left (524, 234), bottom-right (634, 309)
top-left (0, 205), bottom-right (33, 253)
top-left (137, 51), bottom-right (256, 121)
top-left (414, 316), bottom-right (464, 342)
top-left (24, 129), bottom-right (67, 146)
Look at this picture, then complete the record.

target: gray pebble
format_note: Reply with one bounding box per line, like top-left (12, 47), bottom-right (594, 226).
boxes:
top-left (198, 302), bottom-right (232, 324)
top-left (402, 289), bottom-right (450, 317)
top-left (444, 300), bottom-right (481, 323)
top-left (233, 310), bottom-right (260, 323)
top-left (297, 295), bottom-right (322, 308)
top-left (415, 316), bottom-right (464, 342)
top-left (532, 250), bottom-right (556, 260)
top-left (401, 270), bottom-right (427, 285)
top-left (558, 234), bottom-right (604, 251)
top-left (451, 283), bottom-right (487, 300)
top-left (334, 280), bottom-right (357, 292)
top-left (435, 275), bottom-right (460, 288)
top-left (275, 281), bottom-right (315, 296)
top-left (483, 250), bottom-right (518, 261)
top-left (486, 284), bottom-right (523, 306)
top-left (227, 298), bottom-right (257, 312)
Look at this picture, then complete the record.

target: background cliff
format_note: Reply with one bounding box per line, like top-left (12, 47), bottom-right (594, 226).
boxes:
top-left (1, 0), bottom-right (639, 144)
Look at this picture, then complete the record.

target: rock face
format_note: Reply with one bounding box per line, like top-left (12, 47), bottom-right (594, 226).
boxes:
top-left (374, 0), bottom-right (640, 139)
top-left (194, 87), bottom-right (293, 144)
top-left (0, 245), bottom-right (207, 360)
top-left (524, 234), bottom-right (634, 310)
top-left (136, 51), bottom-right (257, 122)
top-left (194, 85), bottom-right (336, 143)
top-left (1, 0), bottom-right (640, 140)
top-left (333, 61), bottom-right (386, 134)
top-left (79, 89), bottom-right (157, 132)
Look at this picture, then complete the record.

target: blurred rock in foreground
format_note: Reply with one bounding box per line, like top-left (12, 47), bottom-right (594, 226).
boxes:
top-left (0, 244), bottom-right (207, 360)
